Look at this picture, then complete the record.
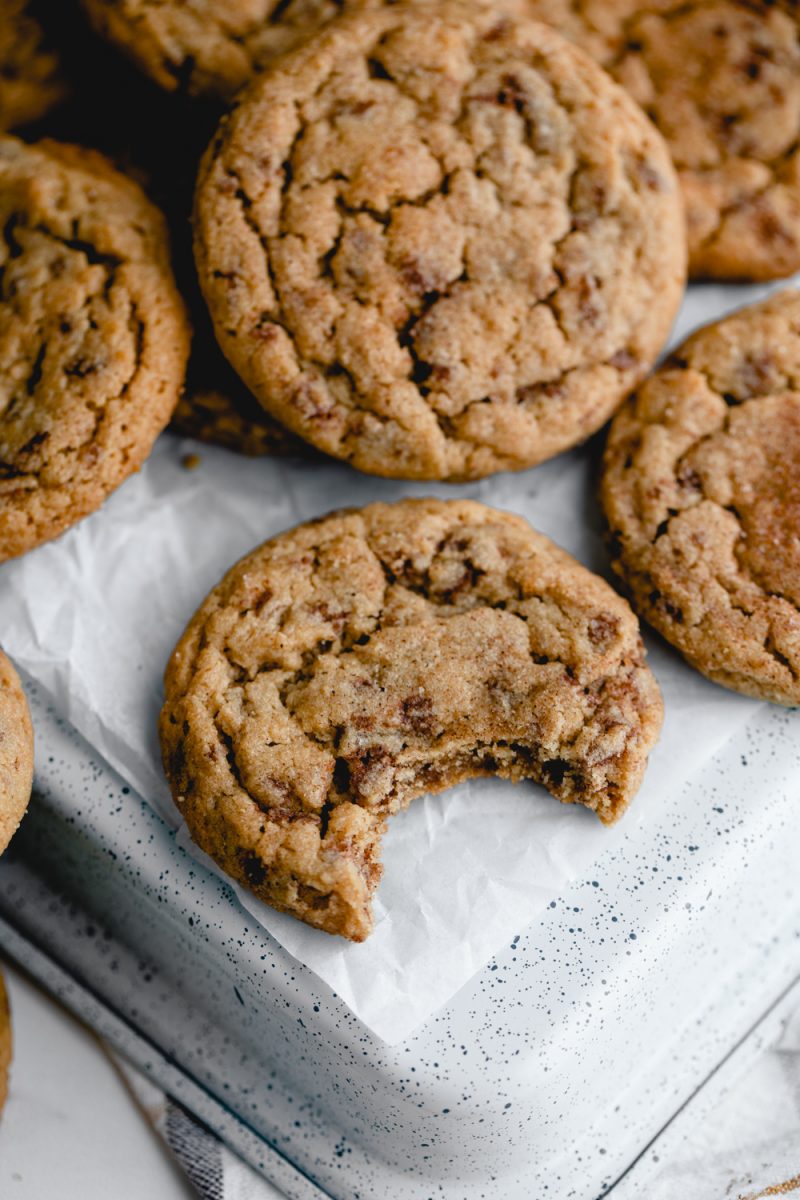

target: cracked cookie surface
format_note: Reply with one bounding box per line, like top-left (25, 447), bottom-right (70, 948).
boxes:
top-left (80, 0), bottom-right (342, 99)
top-left (0, 137), bottom-right (190, 560)
top-left (79, 0), bottom-right (519, 101)
top-left (0, 649), bottom-right (33, 855)
top-left (602, 290), bottom-right (800, 704)
top-left (522, 0), bottom-right (800, 280)
top-left (194, 6), bottom-right (685, 482)
top-left (160, 498), bottom-right (663, 940)
top-left (0, 1), bottom-right (67, 129)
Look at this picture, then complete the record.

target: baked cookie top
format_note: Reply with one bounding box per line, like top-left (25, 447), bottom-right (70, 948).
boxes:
top-left (80, 0), bottom-right (335, 99)
top-left (523, 0), bottom-right (800, 281)
top-left (602, 290), bottom-right (800, 705)
top-left (0, 1), bottom-right (67, 129)
top-left (160, 498), bottom-right (663, 940)
top-left (194, 7), bottom-right (685, 481)
top-left (0, 137), bottom-right (190, 561)
top-left (79, 0), bottom-right (524, 101)
top-left (0, 649), bottom-right (33, 856)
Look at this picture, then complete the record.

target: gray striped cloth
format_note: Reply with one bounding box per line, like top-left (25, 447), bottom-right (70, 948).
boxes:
top-left (115, 1058), bottom-right (286, 1200)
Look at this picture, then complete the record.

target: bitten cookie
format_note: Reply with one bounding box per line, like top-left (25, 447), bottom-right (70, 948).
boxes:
top-left (160, 499), bottom-right (663, 941)
top-left (522, 0), bottom-right (800, 281)
top-left (0, 1), bottom-right (66, 129)
top-left (0, 970), bottom-right (10, 1115)
top-left (602, 290), bottom-right (800, 705)
top-left (0, 137), bottom-right (190, 561)
top-left (0, 649), bottom-right (33, 855)
top-left (194, 7), bottom-right (685, 481)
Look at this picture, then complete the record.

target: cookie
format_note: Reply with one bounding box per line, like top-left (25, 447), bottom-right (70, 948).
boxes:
top-left (172, 385), bottom-right (309, 457)
top-left (602, 290), bottom-right (800, 705)
top-left (0, 649), bottom-right (33, 855)
top-left (0, 137), bottom-right (191, 561)
top-left (172, 302), bottom-right (310, 457)
top-left (0, 970), bottom-right (10, 1115)
top-left (79, 0), bottom-right (519, 101)
top-left (79, 0), bottom-right (320, 99)
top-left (0, 1), bottom-right (66, 129)
top-left (160, 498), bottom-right (663, 941)
top-left (522, 1), bottom-right (800, 280)
top-left (194, 7), bottom-right (685, 481)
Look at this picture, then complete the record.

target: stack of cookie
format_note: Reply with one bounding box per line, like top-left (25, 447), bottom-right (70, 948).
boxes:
top-left (0, 0), bottom-right (798, 946)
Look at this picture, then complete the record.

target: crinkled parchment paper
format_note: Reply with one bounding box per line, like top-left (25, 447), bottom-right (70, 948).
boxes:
top-left (0, 283), bottom-right (777, 1043)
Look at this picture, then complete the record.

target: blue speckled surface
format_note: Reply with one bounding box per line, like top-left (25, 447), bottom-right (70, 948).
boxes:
top-left (0, 681), bottom-right (798, 1198)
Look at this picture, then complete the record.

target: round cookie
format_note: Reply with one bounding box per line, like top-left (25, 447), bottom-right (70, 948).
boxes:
top-left (0, 970), bottom-right (10, 1114)
top-left (79, 0), bottom-right (522, 101)
top-left (521, 0), bottom-right (800, 281)
top-left (0, 649), bottom-right (33, 855)
top-left (602, 289), bottom-right (800, 705)
top-left (614, 2), bottom-right (800, 281)
top-left (79, 0), bottom-right (328, 100)
top-left (0, 137), bottom-right (190, 561)
top-left (194, 7), bottom-right (685, 481)
top-left (160, 498), bottom-right (663, 940)
top-left (0, 1), bottom-right (67, 130)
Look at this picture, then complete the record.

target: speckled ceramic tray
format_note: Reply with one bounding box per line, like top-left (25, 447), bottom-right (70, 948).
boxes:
top-left (1, 678), bottom-right (798, 1199)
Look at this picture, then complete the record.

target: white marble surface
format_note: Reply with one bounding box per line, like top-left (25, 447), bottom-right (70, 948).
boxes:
top-left (0, 964), bottom-right (193, 1200)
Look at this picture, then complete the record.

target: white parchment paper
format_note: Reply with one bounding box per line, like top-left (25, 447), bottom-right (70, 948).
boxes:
top-left (0, 282), bottom-right (781, 1043)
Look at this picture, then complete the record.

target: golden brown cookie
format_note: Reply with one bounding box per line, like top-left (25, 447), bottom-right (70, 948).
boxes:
top-left (0, 137), bottom-right (191, 561)
top-left (0, 970), bottom-right (10, 1114)
top-left (79, 0), bottom-right (524, 101)
top-left (602, 290), bottom-right (800, 704)
top-left (79, 0), bottom-right (329, 99)
top-left (0, 649), bottom-right (33, 855)
top-left (522, 0), bottom-right (800, 281)
top-left (0, 0), bottom-right (67, 129)
top-left (194, 7), bottom-right (685, 482)
top-left (160, 498), bottom-right (663, 940)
